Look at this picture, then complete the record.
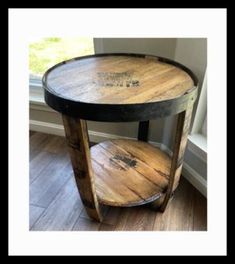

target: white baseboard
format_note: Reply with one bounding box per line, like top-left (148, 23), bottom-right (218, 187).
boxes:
top-left (30, 120), bottom-right (136, 142)
top-left (30, 120), bottom-right (65, 136)
top-left (88, 130), bottom-right (134, 143)
top-left (30, 119), bottom-right (207, 197)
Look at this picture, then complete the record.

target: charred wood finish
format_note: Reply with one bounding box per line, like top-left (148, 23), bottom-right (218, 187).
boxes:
top-left (62, 115), bottom-right (102, 221)
top-left (43, 53), bottom-right (198, 222)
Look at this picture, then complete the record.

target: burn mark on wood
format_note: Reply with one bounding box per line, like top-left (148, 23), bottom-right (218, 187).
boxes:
top-left (97, 71), bottom-right (139, 88)
top-left (109, 159), bottom-right (126, 171)
top-left (110, 154), bottom-right (137, 170)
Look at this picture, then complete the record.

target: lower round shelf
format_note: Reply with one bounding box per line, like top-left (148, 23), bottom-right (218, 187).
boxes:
top-left (90, 139), bottom-right (171, 207)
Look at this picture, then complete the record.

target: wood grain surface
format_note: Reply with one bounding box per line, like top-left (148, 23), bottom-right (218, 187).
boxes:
top-left (30, 132), bottom-right (207, 231)
top-left (160, 107), bottom-right (193, 211)
top-left (46, 55), bottom-right (194, 105)
top-left (42, 54), bottom-right (199, 220)
top-left (90, 139), bottom-right (171, 207)
top-left (62, 115), bottom-right (102, 221)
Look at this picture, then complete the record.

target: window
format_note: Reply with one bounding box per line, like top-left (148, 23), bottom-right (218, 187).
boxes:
top-left (29, 37), bottom-right (95, 103)
top-left (191, 68), bottom-right (207, 137)
top-left (188, 68), bottom-right (207, 159)
top-left (29, 37), bottom-right (95, 81)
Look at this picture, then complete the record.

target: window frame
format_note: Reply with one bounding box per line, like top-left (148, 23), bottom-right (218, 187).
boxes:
top-left (191, 68), bottom-right (207, 135)
top-left (187, 68), bottom-right (207, 161)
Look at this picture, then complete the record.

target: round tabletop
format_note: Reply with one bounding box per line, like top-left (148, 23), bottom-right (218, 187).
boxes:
top-left (43, 53), bottom-right (198, 122)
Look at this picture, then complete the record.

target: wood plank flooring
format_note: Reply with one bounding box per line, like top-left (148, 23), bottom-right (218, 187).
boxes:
top-left (29, 131), bottom-right (207, 231)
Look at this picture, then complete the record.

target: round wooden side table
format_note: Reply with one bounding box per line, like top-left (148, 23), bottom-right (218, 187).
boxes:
top-left (43, 53), bottom-right (198, 222)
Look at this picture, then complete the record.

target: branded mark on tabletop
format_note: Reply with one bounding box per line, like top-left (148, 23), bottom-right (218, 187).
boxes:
top-left (96, 71), bottom-right (139, 88)
top-left (110, 154), bottom-right (137, 171)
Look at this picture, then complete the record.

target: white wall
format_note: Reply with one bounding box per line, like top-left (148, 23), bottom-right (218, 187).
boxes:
top-left (95, 38), bottom-right (177, 59)
top-left (175, 38), bottom-right (207, 87)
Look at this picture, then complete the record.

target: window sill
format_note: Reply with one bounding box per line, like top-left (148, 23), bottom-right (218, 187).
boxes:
top-left (188, 133), bottom-right (207, 162)
top-left (30, 80), bottom-right (45, 105)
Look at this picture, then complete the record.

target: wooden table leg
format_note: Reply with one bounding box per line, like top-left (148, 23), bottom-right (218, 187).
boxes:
top-left (62, 115), bottom-right (102, 221)
top-left (138, 121), bottom-right (149, 142)
top-left (160, 107), bottom-right (193, 212)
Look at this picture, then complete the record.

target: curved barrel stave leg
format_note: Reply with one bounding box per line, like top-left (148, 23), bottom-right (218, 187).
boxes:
top-left (159, 107), bottom-right (193, 212)
top-left (62, 115), bottom-right (102, 222)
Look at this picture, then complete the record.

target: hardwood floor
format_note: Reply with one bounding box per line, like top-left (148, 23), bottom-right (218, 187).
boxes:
top-left (29, 131), bottom-right (207, 231)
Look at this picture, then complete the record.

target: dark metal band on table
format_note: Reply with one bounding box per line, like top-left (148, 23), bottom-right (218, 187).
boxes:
top-left (43, 53), bottom-right (198, 123)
